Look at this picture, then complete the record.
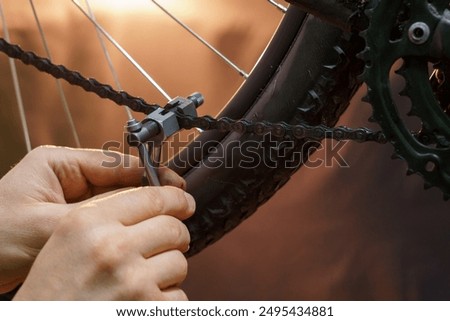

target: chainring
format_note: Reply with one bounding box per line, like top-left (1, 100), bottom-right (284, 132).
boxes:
top-left (361, 0), bottom-right (450, 199)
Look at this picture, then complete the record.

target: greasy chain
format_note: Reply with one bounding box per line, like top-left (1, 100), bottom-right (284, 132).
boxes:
top-left (0, 38), bottom-right (386, 144)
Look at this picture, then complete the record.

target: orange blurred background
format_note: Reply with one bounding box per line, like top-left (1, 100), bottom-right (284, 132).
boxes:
top-left (1, 0), bottom-right (449, 300)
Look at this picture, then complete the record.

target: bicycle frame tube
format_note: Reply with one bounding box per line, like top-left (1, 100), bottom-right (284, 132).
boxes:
top-left (286, 0), bottom-right (355, 31)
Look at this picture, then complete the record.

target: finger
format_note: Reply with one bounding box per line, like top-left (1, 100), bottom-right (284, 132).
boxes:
top-left (81, 186), bottom-right (195, 225)
top-left (43, 146), bottom-right (185, 200)
top-left (72, 187), bottom-right (135, 206)
top-left (128, 215), bottom-right (190, 258)
top-left (158, 167), bottom-right (186, 190)
top-left (33, 146), bottom-right (144, 202)
top-left (40, 187), bottom-right (136, 232)
top-left (68, 164), bottom-right (186, 205)
top-left (161, 288), bottom-right (189, 301)
top-left (78, 166), bottom-right (184, 195)
top-left (146, 250), bottom-right (188, 290)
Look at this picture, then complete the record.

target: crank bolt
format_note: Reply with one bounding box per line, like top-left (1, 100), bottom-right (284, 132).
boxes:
top-left (408, 22), bottom-right (431, 45)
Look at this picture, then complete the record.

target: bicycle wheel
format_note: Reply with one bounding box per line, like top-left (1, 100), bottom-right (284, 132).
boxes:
top-left (0, 1), bottom-right (363, 256)
top-left (169, 8), bottom-right (364, 255)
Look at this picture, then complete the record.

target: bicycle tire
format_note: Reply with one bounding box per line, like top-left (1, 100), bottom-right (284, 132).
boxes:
top-left (169, 6), bottom-right (365, 256)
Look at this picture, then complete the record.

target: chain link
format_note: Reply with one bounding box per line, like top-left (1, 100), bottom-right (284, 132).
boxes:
top-left (0, 38), bottom-right (159, 115)
top-left (177, 113), bottom-right (387, 143)
top-left (0, 37), bottom-right (387, 144)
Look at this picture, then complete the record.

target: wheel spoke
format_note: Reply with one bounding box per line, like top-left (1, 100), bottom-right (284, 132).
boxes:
top-left (83, 0), bottom-right (134, 120)
top-left (267, 0), bottom-right (288, 13)
top-left (29, 0), bottom-right (81, 147)
top-left (72, 0), bottom-right (172, 101)
top-left (149, 0), bottom-right (249, 79)
top-left (0, 0), bottom-right (32, 152)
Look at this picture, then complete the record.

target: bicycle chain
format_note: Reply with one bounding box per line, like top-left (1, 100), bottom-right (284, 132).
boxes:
top-left (0, 38), bottom-right (159, 115)
top-left (0, 37), bottom-right (387, 144)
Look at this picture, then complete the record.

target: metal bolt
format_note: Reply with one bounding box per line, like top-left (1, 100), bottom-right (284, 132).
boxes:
top-left (408, 22), bottom-right (431, 45)
top-left (187, 92), bottom-right (204, 108)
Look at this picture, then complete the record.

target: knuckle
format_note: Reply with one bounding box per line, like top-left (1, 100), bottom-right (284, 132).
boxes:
top-left (126, 288), bottom-right (147, 301)
top-left (29, 145), bottom-right (63, 160)
top-left (56, 208), bottom-right (93, 235)
top-left (31, 145), bottom-right (52, 155)
top-left (123, 273), bottom-right (163, 300)
top-left (89, 235), bottom-right (125, 272)
top-left (27, 145), bottom-right (51, 161)
top-left (144, 186), bottom-right (192, 216)
top-left (171, 250), bottom-right (189, 278)
top-left (121, 270), bottom-right (158, 300)
top-left (55, 209), bottom-right (127, 274)
top-left (162, 216), bottom-right (190, 247)
top-left (178, 253), bottom-right (189, 277)
top-left (173, 188), bottom-right (189, 210)
top-left (146, 189), bottom-right (166, 214)
top-left (172, 188), bottom-right (192, 214)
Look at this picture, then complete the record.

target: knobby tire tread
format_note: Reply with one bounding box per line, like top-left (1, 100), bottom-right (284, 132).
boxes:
top-left (181, 10), bottom-right (364, 256)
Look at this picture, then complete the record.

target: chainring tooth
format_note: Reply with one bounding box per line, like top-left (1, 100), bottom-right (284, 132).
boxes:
top-left (361, 0), bottom-right (450, 197)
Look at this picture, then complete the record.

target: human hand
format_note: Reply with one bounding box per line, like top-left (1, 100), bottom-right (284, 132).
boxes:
top-left (0, 146), bottom-right (186, 294)
top-left (14, 185), bottom-right (194, 300)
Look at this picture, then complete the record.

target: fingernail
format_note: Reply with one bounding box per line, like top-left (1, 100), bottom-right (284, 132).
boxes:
top-left (184, 192), bottom-right (196, 213)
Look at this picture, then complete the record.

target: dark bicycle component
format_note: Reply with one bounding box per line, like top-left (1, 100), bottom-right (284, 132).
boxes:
top-left (361, 0), bottom-right (450, 198)
top-left (286, 0), bottom-right (354, 31)
top-left (286, 0), bottom-right (369, 31)
top-left (126, 94), bottom-right (203, 186)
